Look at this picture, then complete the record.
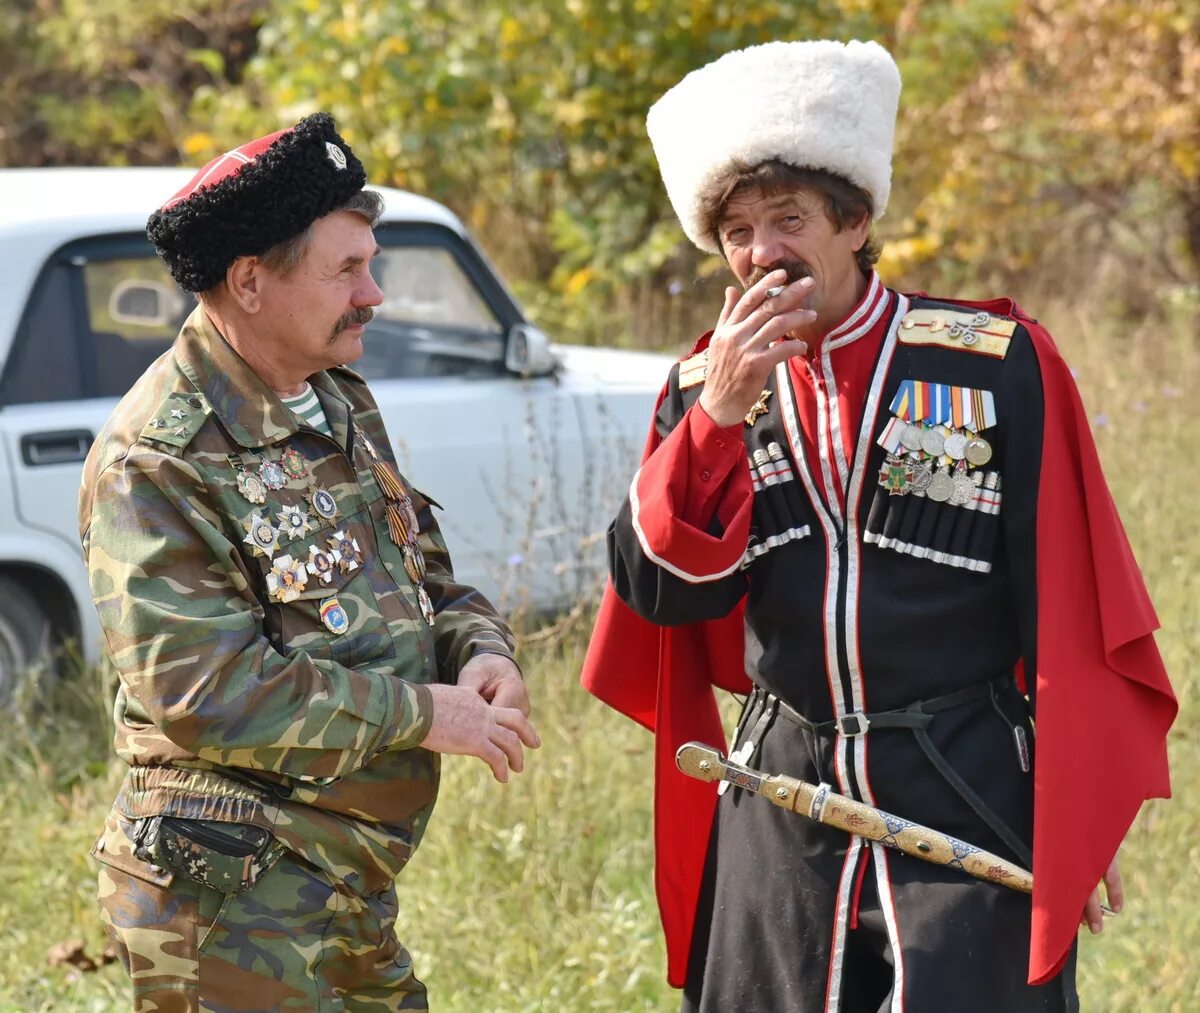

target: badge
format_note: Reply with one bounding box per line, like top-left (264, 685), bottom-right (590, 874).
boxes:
top-left (398, 495), bottom-right (419, 539)
top-left (943, 430), bottom-right (968, 461)
top-left (965, 436), bottom-right (994, 467)
top-left (926, 466), bottom-right (953, 503)
top-left (328, 530), bottom-right (364, 573)
top-left (909, 457), bottom-right (933, 493)
top-left (242, 511), bottom-right (280, 557)
top-left (417, 585), bottom-right (436, 625)
top-left (235, 468), bottom-right (268, 505)
top-left (310, 487), bottom-right (340, 523)
top-left (402, 544), bottom-right (427, 584)
top-left (266, 554), bottom-right (308, 603)
top-left (744, 389), bottom-right (772, 427)
top-left (325, 141), bottom-right (348, 170)
top-left (878, 454), bottom-right (912, 496)
top-left (919, 426), bottom-right (946, 458)
top-left (259, 458), bottom-right (288, 491)
top-left (276, 505), bottom-right (314, 540)
top-left (280, 447), bottom-right (309, 481)
top-left (305, 544), bottom-right (338, 584)
top-left (319, 597), bottom-right (350, 635)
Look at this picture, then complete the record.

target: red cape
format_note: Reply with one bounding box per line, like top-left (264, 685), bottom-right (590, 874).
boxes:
top-left (580, 301), bottom-right (1176, 987)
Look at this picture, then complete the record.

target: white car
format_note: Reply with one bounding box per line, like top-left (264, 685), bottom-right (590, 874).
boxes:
top-left (0, 167), bottom-right (671, 700)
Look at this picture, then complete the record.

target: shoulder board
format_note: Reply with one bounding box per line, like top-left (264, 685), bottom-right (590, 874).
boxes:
top-left (138, 391), bottom-right (210, 451)
top-left (898, 308), bottom-right (1016, 359)
top-left (679, 349), bottom-right (709, 390)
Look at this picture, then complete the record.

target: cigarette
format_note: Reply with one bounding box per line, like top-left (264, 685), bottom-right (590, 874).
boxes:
top-left (766, 285), bottom-right (786, 299)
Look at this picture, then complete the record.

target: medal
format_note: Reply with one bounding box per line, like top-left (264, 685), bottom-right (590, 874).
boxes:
top-left (926, 466), bottom-right (953, 503)
top-left (919, 426), bottom-right (946, 458)
top-left (965, 436), bottom-right (993, 467)
top-left (909, 457), bottom-right (933, 493)
top-left (402, 544), bottom-right (427, 583)
top-left (235, 469), bottom-right (267, 505)
top-left (280, 447), bottom-right (309, 481)
top-left (266, 554), bottom-right (308, 603)
top-left (417, 585), bottom-right (436, 625)
top-left (327, 530), bottom-right (364, 573)
top-left (943, 430), bottom-right (968, 461)
top-left (900, 423), bottom-right (924, 453)
top-left (950, 466), bottom-right (975, 506)
top-left (399, 495), bottom-right (419, 539)
top-left (276, 505), bottom-right (314, 540)
top-left (318, 597), bottom-right (350, 635)
top-left (309, 487), bottom-right (339, 524)
top-left (242, 511), bottom-right (281, 557)
top-left (259, 458), bottom-right (288, 491)
top-left (305, 544), bottom-right (337, 584)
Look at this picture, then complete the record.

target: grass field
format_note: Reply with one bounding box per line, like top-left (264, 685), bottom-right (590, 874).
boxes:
top-left (1, 298), bottom-right (1196, 1011)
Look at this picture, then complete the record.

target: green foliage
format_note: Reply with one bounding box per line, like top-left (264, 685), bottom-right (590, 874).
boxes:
top-left (2, 1), bottom-right (1195, 347)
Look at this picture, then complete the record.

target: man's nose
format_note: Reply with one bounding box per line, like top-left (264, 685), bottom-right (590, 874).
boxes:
top-left (358, 271), bottom-right (384, 308)
top-left (750, 232), bottom-right (789, 270)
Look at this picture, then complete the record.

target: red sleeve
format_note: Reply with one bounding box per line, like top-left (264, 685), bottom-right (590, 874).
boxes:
top-left (629, 402), bottom-right (753, 583)
top-left (1025, 319), bottom-right (1177, 983)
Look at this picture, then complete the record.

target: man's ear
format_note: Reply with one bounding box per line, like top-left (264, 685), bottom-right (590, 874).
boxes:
top-left (849, 211), bottom-right (872, 253)
top-left (225, 256), bottom-right (263, 314)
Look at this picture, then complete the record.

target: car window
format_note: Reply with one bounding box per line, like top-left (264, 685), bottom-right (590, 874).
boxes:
top-left (355, 241), bottom-right (508, 382)
top-left (1, 222), bottom-right (516, 405)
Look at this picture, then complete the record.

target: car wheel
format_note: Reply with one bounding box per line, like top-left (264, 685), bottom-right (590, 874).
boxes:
top-left (0, 576), bottom-right (54, 707)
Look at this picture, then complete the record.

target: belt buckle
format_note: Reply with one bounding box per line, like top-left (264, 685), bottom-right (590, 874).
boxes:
top-left (838, 712), bottom-right (870, 736)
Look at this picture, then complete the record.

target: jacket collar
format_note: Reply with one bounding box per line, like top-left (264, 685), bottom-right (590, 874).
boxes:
top-left (173, 306), bottom-right (353, 450)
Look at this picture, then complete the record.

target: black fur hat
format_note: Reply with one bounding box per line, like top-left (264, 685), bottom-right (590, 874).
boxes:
top-left (147, 113), bottom-right (367, 292)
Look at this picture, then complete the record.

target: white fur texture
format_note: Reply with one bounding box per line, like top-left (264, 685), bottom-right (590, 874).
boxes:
top-left (647, 40), bottom-right (902, 253)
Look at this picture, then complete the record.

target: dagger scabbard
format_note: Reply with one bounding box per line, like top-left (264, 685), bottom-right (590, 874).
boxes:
top-left (676, 741), bottom-right (1031, 894)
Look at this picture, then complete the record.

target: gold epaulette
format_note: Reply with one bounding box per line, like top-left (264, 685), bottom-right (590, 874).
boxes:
top-left (138, 391), bottom-right (210, 451)
top-left (678, 350), bottom-right (709, 390)
top-left (898, 308), bottom-right (1016, 359)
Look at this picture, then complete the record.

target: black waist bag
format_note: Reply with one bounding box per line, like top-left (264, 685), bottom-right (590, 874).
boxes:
top-left (135, 816), bottom-right (285, 895)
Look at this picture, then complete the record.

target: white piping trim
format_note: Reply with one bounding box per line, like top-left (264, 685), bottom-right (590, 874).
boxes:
top-left (775, 362), bottom-right (852, 794)
top-left (628, 468), bottom-right (747, 584)
top-left (842, 294), bottom-right (906, 804)
top-left (872, 844), bottom-right (907, 1013)
top-left (824, 279), bottom-right (890, 497)
top-left (824, 836), bottom-right (865, 1013)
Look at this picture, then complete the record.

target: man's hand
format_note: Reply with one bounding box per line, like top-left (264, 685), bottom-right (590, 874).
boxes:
top-left (458, 653), bottom-right (531, 715)
top-left (1081, 857), bottom-right (1124, 934)
top-left (698, 269), bottom-right (817, 428)
top-left (419, 656), bottom-right (539, 782)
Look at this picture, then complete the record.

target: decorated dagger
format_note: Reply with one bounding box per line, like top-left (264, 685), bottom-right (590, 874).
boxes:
top-left (676, 741), bottom-right (1032, 894)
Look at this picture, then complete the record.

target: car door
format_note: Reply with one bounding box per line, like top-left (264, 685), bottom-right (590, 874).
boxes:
top-left (0, 235), bottom-right (184, 561)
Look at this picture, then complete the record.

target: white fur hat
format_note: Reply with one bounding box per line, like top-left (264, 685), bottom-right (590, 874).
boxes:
top-left (647, 40), bottom-right (901, 253)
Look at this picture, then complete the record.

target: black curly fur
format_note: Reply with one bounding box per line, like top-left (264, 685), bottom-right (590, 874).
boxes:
top-left (147, 112), bottom-right (367, 292)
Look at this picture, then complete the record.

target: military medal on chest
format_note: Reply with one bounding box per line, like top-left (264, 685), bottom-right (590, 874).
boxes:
top-left (276, 504), bottom-right (314, 540)
top-left (235, 468), bottom-right (268, 505)
top-left (309, 487), bottom-right (340, 525)
top-left (242, 511), bottom-right (281, 557)
top-left (266, 554), bottom-right (308, 602)
top-left (327, 530), bottom-right (364, 573)
top-left (877, 379), bottom-right (998, 501)
top-left (258, 456), bottom-right (288, 491)
top-left (280, 447), bottom-right (310, 481)
top-left (356, 427), bottom-right (437, 626)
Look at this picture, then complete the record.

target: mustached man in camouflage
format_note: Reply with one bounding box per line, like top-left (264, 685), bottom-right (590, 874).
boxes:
top-left (78, 112), bottom-right (540, 1012)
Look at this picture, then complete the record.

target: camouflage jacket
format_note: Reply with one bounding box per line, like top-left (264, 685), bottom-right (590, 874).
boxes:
top-left (79, 307), bottom-right (517, 896)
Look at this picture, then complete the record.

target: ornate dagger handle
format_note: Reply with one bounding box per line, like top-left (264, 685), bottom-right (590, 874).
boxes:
top-left (676, 741), bottom-right (1031, 894)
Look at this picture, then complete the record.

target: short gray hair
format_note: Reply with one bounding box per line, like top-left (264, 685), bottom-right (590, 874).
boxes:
top-left (257, 189), bottom-right (385, 278)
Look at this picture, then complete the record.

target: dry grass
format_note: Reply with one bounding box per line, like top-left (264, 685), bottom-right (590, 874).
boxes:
top-left (0, 296), bottom-right (1196, 1011)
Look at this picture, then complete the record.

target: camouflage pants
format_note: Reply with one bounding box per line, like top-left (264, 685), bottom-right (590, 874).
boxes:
top-left (92, 810), bottom-right (428, 1012)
